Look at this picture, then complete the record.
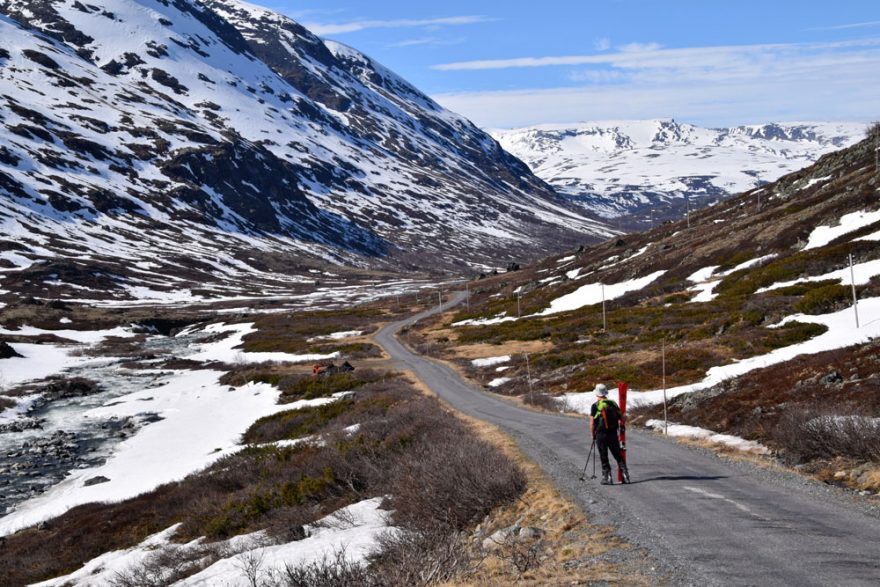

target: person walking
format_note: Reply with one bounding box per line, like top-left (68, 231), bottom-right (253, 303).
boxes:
top-left (590, 383), bottom-right (630, 484)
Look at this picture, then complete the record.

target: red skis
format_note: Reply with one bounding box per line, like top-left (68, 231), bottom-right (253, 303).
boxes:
top-left (617, 381), bottom-right (628, 483)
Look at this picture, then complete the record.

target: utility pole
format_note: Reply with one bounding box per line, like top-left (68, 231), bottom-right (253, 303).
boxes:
top-left (849, 253), bottom-right (860, 328)
top-left (662, 339), bottom-right (668, 435)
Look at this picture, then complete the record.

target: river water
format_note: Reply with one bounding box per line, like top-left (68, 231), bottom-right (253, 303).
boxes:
top-left (0, 330), bottom-right (205, 516)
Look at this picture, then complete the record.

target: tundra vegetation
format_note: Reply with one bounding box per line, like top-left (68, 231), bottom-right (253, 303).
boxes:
top-left (406, 134), bottom-right (880, 491)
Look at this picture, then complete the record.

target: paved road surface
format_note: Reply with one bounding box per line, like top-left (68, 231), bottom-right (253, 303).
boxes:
top-left (376, 293), bottom-right (880, 586)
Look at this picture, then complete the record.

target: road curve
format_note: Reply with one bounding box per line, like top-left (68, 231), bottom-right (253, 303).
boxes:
top-left (376, 292), bottom-right (880, 586)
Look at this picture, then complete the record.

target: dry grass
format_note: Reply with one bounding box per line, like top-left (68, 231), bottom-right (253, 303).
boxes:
top-left (449, 340), bottom-right (555, 360)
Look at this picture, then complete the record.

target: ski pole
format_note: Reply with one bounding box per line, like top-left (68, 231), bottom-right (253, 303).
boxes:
top-left (592, 439), bottom-right (597, 479)
top-left (580, 435), bottom-right (597, 481)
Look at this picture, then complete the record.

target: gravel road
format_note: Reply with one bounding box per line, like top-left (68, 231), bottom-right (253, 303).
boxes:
top-left (376, 292), bottom-right (880, 586)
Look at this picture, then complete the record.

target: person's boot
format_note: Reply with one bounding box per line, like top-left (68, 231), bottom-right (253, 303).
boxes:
top-left (601, 469), bottom-right (613, 485)
top-left (620, 465), bottom-right (631, 484)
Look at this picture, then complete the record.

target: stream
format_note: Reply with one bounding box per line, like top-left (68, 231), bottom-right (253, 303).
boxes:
top-left (0, 330), bottom-right (206, 516)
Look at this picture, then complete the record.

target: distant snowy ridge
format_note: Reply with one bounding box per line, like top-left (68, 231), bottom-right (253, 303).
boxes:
top-left (492, 120), bottom-right (864, 222)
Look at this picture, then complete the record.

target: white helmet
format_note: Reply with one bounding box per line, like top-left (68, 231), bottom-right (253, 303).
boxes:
top-left (594, 383), bottom-right (608, 397)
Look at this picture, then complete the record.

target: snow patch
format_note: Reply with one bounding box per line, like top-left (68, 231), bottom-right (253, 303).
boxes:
top-left (540, 271), bottom-right (665, 315)
top-left (645, 420), bottom-right (769, 454)
top-left (188, 323), bottom-right (340, 364)
top-left (471, 355), bottom-right (511, 367)
top-left (35, 498), bottom-right (393, 587)
top-left (488, 377), bottom-right (512, 387)
top-left (805, 208), bottom-right (880, 250)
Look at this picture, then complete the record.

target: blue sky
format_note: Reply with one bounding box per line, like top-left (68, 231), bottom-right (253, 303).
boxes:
top-left (268, 1), bottom-right (880, 128)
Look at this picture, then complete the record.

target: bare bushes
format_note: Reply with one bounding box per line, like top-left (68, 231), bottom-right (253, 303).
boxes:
top-left (523, 392), bottom-right (563, 411)
top-left (774, 406), bottom-right (880, 463)
top-left (369, 528), bottom-right (481, 586)
top-left (279, 529), bottom-right (481, 587)
top-left (109, 543), bottom-right (218, 587)
top-left (388, 410), bottom-right (527, 532)
top-left (280, 549), bottom-right (373, 586)
top-left (866, 121), bottom-right (880, 140)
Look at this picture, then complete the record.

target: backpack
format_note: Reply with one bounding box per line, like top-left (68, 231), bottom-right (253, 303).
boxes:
top-left (593, 399), bottom-right (621, 431)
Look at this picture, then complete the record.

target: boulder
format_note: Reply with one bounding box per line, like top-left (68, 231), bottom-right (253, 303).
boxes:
top-left (0, 341), bottom-right (23, 359)
top-left (83, 476), bottom-right (110, 487)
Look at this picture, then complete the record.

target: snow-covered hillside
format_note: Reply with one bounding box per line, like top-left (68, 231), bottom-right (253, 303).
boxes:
top-left (0, 0), bottom-right (610, 303)
top-left (492, 120), bottom-right (863, 224)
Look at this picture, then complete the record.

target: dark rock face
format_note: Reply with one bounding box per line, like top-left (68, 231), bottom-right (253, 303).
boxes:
top-left (157, 140), bottom-right (385, 255)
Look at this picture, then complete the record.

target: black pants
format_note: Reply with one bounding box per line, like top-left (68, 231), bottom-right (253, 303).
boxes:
top-left (596, 430), bottom-right (625, 473)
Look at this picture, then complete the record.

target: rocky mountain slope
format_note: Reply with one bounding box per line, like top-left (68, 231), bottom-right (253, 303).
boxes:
top-left (492, 120), bottom-right (864, 228)
top-left (0, 0), bottom-right (609, 304)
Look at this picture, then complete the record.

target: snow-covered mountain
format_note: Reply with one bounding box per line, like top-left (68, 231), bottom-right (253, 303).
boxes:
top-left (492, 120), bottom-right (864, 226)
top-left (0, 0), bottom-right (610, 303)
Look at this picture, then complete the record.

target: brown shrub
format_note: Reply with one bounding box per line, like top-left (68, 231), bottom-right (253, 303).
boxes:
top-left (774, 406), bottom-right (880, 463)
top-left (387, 409), bottom-right (527, 532)
top-left (523, 392), bottom-right (563, 412)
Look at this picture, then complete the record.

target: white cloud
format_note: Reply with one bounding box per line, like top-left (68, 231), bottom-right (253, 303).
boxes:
top-left (431, 38), bottom-right (880, 71)
top-left (387, 36), bottom-right (466, 49)
top-left (594, 37), bottom-right (611, 51)
top-left (617, 42), bottom-right (662, 53)
top-left (567, 69), bottom-right (627, 83)
top-left (808, 20), bottom-right (880, 31)
top-left (432, 39), bottom-right (880, 128)
top-left (305, 15), bottom-right (491, 36)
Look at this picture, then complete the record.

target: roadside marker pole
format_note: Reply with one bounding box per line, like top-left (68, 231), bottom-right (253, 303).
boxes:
top-left (686, 195), bottom-right (690, 228)
top-left (602, 283), bottom-right (606, 332)
top-left (849, 253), bottom-right (860, 328)
top-left (517, 293), bottom-right (521, 318)
top-left (662, 340), bottom-right (668, 435)
top-left (524, 352), bottom-right (533, 402)
top-left (437, 289), bottom-right (442, 310)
